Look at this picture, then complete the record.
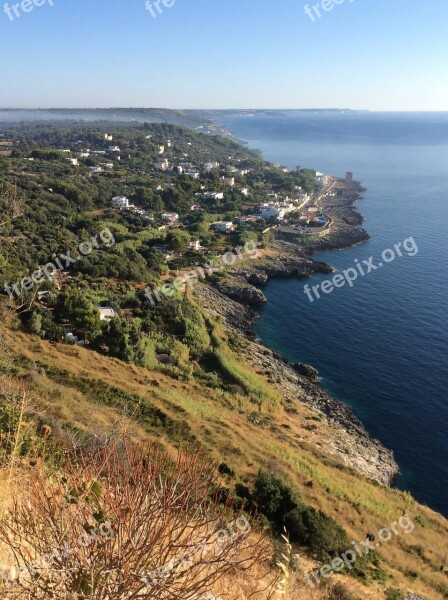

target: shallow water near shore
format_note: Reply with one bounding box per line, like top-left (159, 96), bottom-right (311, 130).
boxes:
top-left (220, 112), bottom-right (448, 517)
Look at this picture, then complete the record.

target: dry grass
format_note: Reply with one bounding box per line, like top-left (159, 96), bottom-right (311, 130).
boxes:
top-left (0, 443), bottom-right (278, 599)
top-left (0, 319), bottom-right (446, 599)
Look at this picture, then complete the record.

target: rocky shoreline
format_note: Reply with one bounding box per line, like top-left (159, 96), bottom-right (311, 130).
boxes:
top-left (196, 178), bottom-right (400, 486)
top-left (211, 180), bottom-right (371, 305)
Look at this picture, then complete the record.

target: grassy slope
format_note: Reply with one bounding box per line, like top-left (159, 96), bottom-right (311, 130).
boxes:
top-left (0, 317), bottom-right (447, 600)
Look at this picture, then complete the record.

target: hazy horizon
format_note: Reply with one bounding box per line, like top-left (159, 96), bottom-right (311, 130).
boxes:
top-left (1, 107), bottom-right (448, 113)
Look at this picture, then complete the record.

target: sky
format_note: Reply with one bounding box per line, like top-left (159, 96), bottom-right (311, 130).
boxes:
top-left (1, 0), bottom-right (448, 110)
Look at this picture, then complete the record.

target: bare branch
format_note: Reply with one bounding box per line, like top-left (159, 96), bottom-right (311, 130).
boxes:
top-left (0, 442), bottom-right (279, 599)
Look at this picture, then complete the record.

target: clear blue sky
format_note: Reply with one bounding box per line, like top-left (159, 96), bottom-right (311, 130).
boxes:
top-left (1, 0), bottom-right (447, 110)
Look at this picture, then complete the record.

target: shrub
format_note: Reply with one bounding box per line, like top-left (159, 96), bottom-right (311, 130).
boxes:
top-left (251, 471), bottom-right (360, 563)
top-left (326, 583), bottom-right (359, 599)
top-left (218, 462), bottom-right (235, 477)
top-left (414, 514), bottom-right (427, 528)
top-left (253, 470), bottom-right (301, 527)
top-left (0, 442), bottom-right (278, 599)
top-left (285, 506), bottom-right (349, 561)
top-left (385, 588), bottom-right (405, 600)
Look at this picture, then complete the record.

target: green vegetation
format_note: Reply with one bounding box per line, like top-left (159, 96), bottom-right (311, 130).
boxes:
top-left (1, 121), bottom-right (447, 599)
top-left (237, 471), bottom-right (384, 583)
top-left (214, 347), bottom-right (281, 409)
top-left (385, 589), bottom-right (405, 600)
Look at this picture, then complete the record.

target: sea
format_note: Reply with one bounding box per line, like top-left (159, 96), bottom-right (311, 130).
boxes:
top-left (219, 111), bottom-right (448, 517)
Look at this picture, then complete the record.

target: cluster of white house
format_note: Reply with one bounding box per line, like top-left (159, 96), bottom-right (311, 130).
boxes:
top-left (61, 140), bottom-right (121, 171)
top-left (57, 136), bottom-right (260, 195)
top-left (111, 196), bottom-right (183, 225)
top-left (153, 155), bottom-right (249, 190)
top-left (153, 158), bottom-right (220, 177)
top-left (257, 192), bottom-right (310, 219)
top-left (258, 200), bottom-right (296, 220)
top-left (208, 192), bottom-right (312, 234)
top-left (111, 196), bottom-right (151, 219)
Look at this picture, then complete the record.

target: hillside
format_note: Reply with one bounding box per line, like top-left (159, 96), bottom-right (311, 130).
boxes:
top-left (0, 313), bottom-right (447, 599)
top-left (0, 121), bottom-right (447, 599)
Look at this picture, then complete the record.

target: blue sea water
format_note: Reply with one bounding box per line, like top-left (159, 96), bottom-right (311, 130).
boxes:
top-left (220, 112), bottom-right (448, 517)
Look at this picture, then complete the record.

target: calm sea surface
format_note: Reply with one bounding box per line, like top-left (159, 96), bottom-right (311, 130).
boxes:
top-left (220, 112), bottom-right (448, 517)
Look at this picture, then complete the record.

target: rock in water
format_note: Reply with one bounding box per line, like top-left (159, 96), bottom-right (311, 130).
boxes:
top-left (294, 363), bottom-right (319, 382)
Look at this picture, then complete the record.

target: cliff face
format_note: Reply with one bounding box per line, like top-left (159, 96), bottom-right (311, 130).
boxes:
top-left (215, 280), bottom-right (267, 305)
top-left (196, 284), bottom-right (399, 487)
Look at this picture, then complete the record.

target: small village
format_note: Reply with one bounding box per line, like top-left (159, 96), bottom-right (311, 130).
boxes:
top-left (0, 124), bottom-right (353, 348)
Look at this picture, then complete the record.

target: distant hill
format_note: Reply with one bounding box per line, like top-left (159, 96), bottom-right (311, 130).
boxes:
top-left (0, 108), bottom-right (219, 131)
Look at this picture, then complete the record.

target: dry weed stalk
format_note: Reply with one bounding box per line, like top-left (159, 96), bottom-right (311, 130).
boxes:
top-left (0, 442), bottom-right (278, 599)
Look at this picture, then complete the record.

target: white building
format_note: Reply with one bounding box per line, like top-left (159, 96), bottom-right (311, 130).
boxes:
top-left (133, 208), bottom-right (151, 219)
top-left (157, 145), bottom-right (165, 154)
top-left (154, 160), bottom-right (169, 171)
top-left (112, 196), bottom-right (130, 210)
top-left (189, 239), bottom-right (202, 251)
top-left (202, 161), bottom-right (220, 172)
top-left (220, 176), bottom-right (235, 187)
top-left (66, 158), bottom-right (79, 166)
top-left (278, 201), bottom-right (296, 212)
top-left (240, 188), bottom-right (250, 196)
top-left (195, 191), bottom-right (224, 201)
top-left (89, 166), bottom-right (103, 173)
top-left (97, 307), bottom-right (116, 321)
top-left (104, 134), bottom-right (113, 141)
top-left (259, 200), bottom-right (296, 220)
top-left (152, 244), bottom-right (175, 260)
top-left (315, 172), bottom-right (326, 187)
top-left (237, 216), bottom-right (259, 227)
top-left (109, 146), bottom-right (121, 153)
top-left (186, 172), bottom-right (200, 179)
top-left (307, 206), bottom-right (319, 215)
top-left (211, 221), bottom-right (234, 233)
top-left (260, 205), bottom-right (285, 219)
top-left (161, 212), bottom-right (179, 223)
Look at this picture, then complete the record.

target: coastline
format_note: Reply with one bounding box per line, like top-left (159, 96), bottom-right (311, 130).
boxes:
top-left (196, 176), bottom-right (400, 487)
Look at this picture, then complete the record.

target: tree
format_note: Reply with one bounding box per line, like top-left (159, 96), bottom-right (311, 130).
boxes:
top-left (54, 289), bottom-right (101, 340)
top-left (0, 183), bottom-right (24, 231)
top-left (95, 317), bottom-right (134, 362)
top-left (166, 230), bottom-right (190, 252)
top-left (139, 247), bottom-right (168, 274)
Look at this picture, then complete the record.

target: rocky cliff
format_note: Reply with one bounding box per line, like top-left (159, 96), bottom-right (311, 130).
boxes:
top-left (196, 283), bottom-right (399, 487)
